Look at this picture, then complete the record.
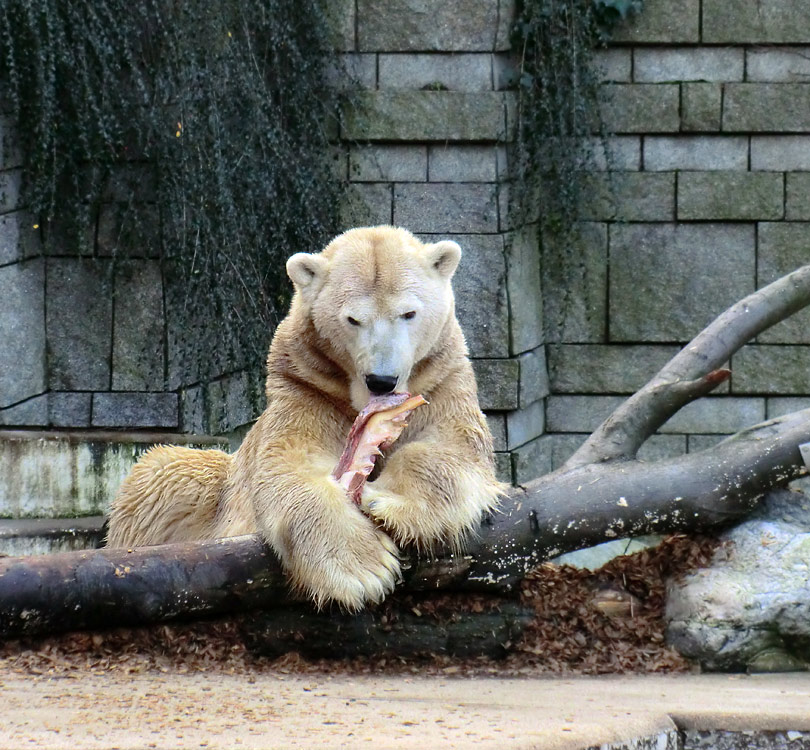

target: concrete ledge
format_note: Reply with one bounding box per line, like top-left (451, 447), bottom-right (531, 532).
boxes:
top-left (0, 516), bottom-right (105, 556)
top-left (0, 431), bottom-right (228, 519)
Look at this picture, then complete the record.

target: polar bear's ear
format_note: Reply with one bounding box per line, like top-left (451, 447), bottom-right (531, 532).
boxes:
top-left (426, 240), bottom-right (462, 280)
top-left (286, 252), bottom-right (327, 292)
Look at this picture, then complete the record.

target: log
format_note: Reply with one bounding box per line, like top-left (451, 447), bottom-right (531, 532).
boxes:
top-left (0, 536), bottom-right (283, 637)
top-left (241, 598), bottom-right (533, 659)
top-left (2, 265), bottom-right (810, 641)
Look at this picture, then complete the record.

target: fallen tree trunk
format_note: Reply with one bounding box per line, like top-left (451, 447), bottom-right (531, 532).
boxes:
top-left (2, 266), bottom-right (810, 640)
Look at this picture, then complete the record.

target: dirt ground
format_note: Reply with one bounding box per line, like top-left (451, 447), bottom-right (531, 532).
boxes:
top-left (1, 671), bottom-right (809, 749)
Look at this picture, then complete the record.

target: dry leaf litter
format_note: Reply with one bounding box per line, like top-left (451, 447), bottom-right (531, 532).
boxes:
top-left (0, 534), bottom-right (719, 678)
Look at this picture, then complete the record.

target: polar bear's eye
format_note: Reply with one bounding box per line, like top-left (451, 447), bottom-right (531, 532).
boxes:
top-left (347, 316), bottom-right (361, 326)
top-left (402, 311), bottom-right (416, 320)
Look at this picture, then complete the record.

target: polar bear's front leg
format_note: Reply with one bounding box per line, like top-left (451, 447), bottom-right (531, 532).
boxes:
top-left (360, 440), bottom-right (503, 552)
top-left (253, 466), bottom-right (401, 611)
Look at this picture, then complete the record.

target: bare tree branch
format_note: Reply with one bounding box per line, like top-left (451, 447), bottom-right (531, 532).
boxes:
top-left (565, 264), bottom-right (810, 469)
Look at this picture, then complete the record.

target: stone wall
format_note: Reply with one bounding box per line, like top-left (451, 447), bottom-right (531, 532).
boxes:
top-left (541, 0), bottom-right (810, 469)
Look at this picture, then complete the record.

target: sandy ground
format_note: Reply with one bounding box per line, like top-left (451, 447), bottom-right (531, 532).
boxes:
top-left (0, 671), bottom-right (809, 749)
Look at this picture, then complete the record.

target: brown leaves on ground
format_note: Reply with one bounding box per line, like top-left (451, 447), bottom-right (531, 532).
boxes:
top-left (509, 533), bottom-right (721, 675)
top-left (0, 534), bottom-right (719, 678)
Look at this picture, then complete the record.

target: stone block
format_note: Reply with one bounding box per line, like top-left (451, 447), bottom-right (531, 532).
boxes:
top-left (766, 397), bottom-right (810, 419)
top-left (0, 394), bottom-right (48, 427)
top-left (634, 48), bottom-right (744, 83)
top-left (546, 395), bottom-right (624, 433)
top-left (599, 84), bottom-right (680, 134)
top-left (611, 0), bottom-right (699, 43)
top-left (92, 393), bottom-right (178, 429)
top-left (472, 359), bottom-right (519, 411)
top-left (394, 183), bottom-right (498, 233)
top-left (758, 223), bottom-right (810, 343)
top-left (644, 136), bottom-right (748, 171)
top-left (575, 137), bottom-right (641, 171)
top-left (207, 370), bottom-right (263, 434)
top-left (659, 397), bottom-right (765, 434)
top-left (512, 435), bottom-right (553, 484)
top-left (47, 259), bottom-right (113, 391)
top-left (0, 211), bottom-right (40, 266)
top-left (349, 146), bottom-right (427, 182)
top-left (544, 433), bottom-right (587, 470)
top-left (485, 413), bottom-right (506, 452)
top-left (687, 434), bottom-right (725, 453)
top-left (593, 49), bottom-right (632, 83)
top-left (578, 172), bottom-right (675, 222)
top-left (112, 261), bottom-right (165, 391)
top-left (48, 392), bottom-right (91, 428)
top-left (0, 259), bottom-right (45, 408)
top-left (703, 0), bottom-right (810, 43)
top-left (548, 344), bottom-right (680, 394)
top-left (326, 0), bottom-right (356, 52)
top-left (378, 53), bottom-right (493, 92)
top-left (681, 83), bottom-right (722, 132)
top-left (677, 172), bottom-right (784, 221)
top-left (180, 385), bottom-right (206, 434)
top-left (342, 91), bottom-right (509, 142)
top-left (506, 224), bottom-right (544, 354)
top-left (506, 399), bottom-right (544, 451)
top-left (326, 54), bottom-right (377, 90)
top-left (518, 347), bottom-right (549, 407)
top-left (609, 224), bottom-right (755, 342)
top-left (0, 115), bottom-right (22, 169)
top-left (747, 47), bottom-right (810, 82)
top-left (493, 451), bottom-right (512, 484)
top-left (452, 234), bottom-right (509, 358)
top-left (637, 434), bottom-right (687, 462)
top-left (96, 203), bottom-right (160, 258)
top-left (339, 183), bottom-right (392, 227)
top-left (428, 145), bottom-right (503, 182)
top-left (751, 136), bottom-right (810, 171)
top-left (542, 222), bottom-right (607, 343)
top-left (0, 168), bottom-right (21, 213)
top-left (101, 164), bottom-right (156, 203)
top-left (723, 84), bottom-right (810, 132)
top-left (732, 346), bottom-right (810, 395)
top-left (358, 0), bottom-right (511, 52)
top-left (786, 173), bottom-right (810, 220)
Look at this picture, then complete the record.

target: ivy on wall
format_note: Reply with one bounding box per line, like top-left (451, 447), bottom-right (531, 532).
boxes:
top-left (510, 0), bottom-right (642, 230)
top-left (0, 0), bottom-right (344, 383)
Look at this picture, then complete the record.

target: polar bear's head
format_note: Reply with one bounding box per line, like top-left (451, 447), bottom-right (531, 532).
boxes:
top-left (286, 226), bottom-right (462, 410)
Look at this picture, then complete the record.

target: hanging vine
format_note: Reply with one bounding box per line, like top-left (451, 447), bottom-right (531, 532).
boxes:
top-left (0, 0), bottom-right (344, 385)
top-left (510, 0), bottom-right (642, 347)
top-left (510, 0), bottom-right (642, 231)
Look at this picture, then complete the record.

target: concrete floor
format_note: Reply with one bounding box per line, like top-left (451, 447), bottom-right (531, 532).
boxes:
top-left (0, 671), bottom-right (808, 749)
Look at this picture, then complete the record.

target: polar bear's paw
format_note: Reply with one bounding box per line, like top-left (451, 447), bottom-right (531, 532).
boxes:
top-left (289, 514), bottom-right (401, 611)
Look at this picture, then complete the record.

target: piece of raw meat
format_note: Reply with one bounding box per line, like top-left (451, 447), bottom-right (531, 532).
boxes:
top-left (332, 393), bottom-right (428, 504)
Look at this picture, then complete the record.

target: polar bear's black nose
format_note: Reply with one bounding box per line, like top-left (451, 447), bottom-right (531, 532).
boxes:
top-left (365, 374), bottom-right (398, 394)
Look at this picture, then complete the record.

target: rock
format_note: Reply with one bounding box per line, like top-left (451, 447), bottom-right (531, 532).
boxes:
top-left (665, 488), bottom-right (810, 672)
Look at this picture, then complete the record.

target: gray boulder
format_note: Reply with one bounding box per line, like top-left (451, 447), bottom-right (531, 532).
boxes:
top-left (666, 488), bottom-right (810, 672)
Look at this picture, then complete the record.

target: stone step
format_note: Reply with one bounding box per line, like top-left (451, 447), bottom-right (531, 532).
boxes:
top-left (0, 430), bottom-right (228, 520)
top-left (0, 516), bottom-right (105, 556)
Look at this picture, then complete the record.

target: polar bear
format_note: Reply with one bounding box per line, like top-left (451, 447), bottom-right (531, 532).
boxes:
top-left (107, 226), bottom-right (502, 609)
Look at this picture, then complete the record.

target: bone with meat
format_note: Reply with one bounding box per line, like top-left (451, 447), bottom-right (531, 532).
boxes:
top-left (332, 393), bottom-right (428, 504)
